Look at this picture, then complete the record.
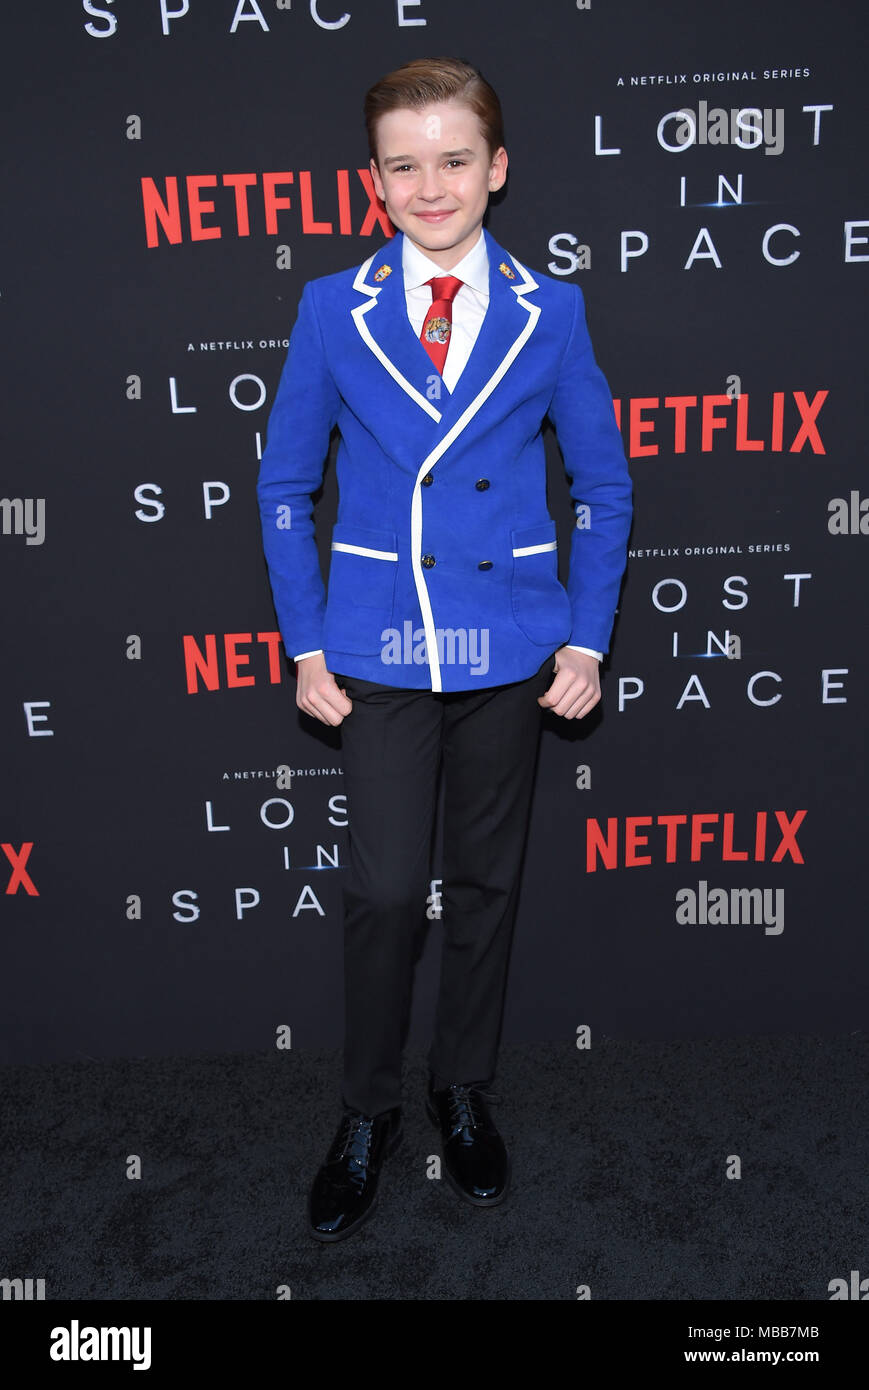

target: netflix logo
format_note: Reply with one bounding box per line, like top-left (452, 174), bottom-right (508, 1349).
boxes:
top-left (141, 170), bottom-right (393, 249)
top-left (184, 633), bottom-right (287, 693)
top-left (611, 390), bottom-right (827, 458)
top-left (586, 810), bottom-right (806, 871)
top-left (3, 842), bottom-right (38, 896)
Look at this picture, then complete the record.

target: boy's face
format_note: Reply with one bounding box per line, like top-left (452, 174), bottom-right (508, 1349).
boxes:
top-left (369, 99), bottom-right (507, 270)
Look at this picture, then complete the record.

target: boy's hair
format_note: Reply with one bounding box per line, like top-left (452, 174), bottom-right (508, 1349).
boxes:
top-left (364, 56), bottom-right (505, 165)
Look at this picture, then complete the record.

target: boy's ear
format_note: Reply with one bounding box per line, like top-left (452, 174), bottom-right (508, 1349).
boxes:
top-left (369, 156), bottom-right (385, 202)
top-left (488, 147), bottom-right (508, 192)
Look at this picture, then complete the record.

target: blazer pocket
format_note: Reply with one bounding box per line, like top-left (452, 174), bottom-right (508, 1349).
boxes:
top-left (510, 520), bottom-right (572, 646)
top-left (324, 522), bottom-right (399, 655)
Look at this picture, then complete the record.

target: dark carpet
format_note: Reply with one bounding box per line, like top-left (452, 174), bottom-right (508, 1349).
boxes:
top-left (1, 1035), bottom-right (866, 1300)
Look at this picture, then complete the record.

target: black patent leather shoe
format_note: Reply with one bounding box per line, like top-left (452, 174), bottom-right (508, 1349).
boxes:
top-left (307, 1106), bottom-right (402, 1242)
top-left (425, 1078), bottom-right (510, 1207)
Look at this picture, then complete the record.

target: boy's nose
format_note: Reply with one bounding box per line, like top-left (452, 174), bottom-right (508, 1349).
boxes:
top-left (419, 168), bottom-right (445, 198)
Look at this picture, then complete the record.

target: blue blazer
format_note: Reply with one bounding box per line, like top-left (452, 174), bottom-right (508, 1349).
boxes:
top-left (257, 226), bottom-right (632, 692)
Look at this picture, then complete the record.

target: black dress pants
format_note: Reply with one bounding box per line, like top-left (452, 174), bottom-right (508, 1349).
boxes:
top-left (331, 652), bottom-right (556, 1117)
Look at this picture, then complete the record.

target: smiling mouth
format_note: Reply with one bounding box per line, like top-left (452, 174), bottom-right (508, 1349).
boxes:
top-left (414, 210), bottom-right (456, 219)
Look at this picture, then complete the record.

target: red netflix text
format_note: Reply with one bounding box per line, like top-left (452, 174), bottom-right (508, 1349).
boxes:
top-left (586, 810), bottom-right (807, 871)
top-left (184, 633), bottom-right (288, 694)
top-left (611, 391), bottom-right (827, 456)
top-left (141, 171), bottom-right (392, 248)
top-left (2, 842), bottom-right (38, 896)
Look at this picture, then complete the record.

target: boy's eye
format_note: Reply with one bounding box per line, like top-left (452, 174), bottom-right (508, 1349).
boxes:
top-left (389, 159), bottom-right (466, 174)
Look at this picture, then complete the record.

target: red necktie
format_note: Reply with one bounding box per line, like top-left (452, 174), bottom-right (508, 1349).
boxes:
top-left (419, 275), bottom-right (463, 374)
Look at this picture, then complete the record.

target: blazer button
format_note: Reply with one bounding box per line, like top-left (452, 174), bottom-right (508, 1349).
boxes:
top-left (475, 478), bottom-right (490, 491)
top-left (422, 473), bottom-right (434, 486)
top-left (421, 554), bottom-right (436, 568)
top-left (477, 560), bottom-right (493, 571)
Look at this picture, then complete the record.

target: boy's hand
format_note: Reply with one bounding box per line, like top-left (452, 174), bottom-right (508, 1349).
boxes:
top-left (295, 653), bottom-right (353, 726)
top-left (538, 647), bottom-right (601, 720)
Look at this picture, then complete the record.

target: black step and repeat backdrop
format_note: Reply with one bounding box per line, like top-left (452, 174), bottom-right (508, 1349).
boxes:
top-left (2, 0), bottom-right (865, 1064)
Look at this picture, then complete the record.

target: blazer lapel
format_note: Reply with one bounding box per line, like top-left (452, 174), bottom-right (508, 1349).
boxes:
top-left (433, 228), bottom-right (541, 441)
top-left (350, 236), bottom-right (443, 423)
top-left (349, 228), bottom-right (542, 451)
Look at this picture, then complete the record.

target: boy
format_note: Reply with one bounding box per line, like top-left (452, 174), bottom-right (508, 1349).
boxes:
top-left (257, 57), bottom-right (632, 1241)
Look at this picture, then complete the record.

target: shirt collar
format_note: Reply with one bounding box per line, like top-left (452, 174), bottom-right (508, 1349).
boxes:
top-left (401, 227), bottom-right (489, 296)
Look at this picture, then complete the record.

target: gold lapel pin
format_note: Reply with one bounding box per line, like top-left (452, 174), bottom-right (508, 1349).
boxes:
top-left (374, 264), bottom-right (393, 282)
top-left (498, 261), bottom-right (516, 279)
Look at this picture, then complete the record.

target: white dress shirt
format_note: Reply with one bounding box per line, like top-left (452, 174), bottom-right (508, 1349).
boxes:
top-left (293, 228), bottom-right (602, 663)
top-left (403, 229), bottom-right (490, 394)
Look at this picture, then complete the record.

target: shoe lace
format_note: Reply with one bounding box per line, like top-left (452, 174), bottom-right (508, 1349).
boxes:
top-left (334, 1111), bottom-right (375, 1163)
top-left (446, 1083), bottom-right (500, 1130)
